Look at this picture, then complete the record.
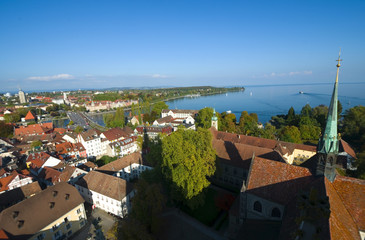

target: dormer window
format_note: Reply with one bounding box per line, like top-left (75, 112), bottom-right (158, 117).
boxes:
top-left (65, 194), bottom-right (70, 200)
top-left (49, 202), bottom-right (55, 208)
top-left (53, 191), bottom-right (58, 197)
top-left (17, 220), bottom-right (24, 228)
top-left (12, 211), bottom-right (19, 219)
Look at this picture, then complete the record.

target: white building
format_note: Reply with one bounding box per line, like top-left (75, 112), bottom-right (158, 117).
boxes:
top-left (18, 89), bottom-right (27, 104)
top-left (77, 129), bottom-right (103, 158)
top-left (0, 171), bottom-right (33, 194)
top-left (161, 109), bottom-right (198, 119)
top-left (75, 170), bottom-right (135, 218)
top-left (106, 137), bottom-right (138, 157)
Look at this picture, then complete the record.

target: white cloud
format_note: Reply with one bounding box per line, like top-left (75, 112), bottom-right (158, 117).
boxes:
top-left (151, 74), bottom-right (168, 79)
top-left (28, 74), bottom-right (75, 81)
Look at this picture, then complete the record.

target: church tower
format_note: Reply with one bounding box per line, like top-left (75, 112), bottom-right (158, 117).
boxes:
top-left (316, 51), bottom-right (342, 182)
top-left (211, 108), bottom-right (218, 130)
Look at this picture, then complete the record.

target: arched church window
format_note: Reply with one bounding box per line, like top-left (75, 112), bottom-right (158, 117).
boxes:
top-left (271, 207), bottom-right (281, 218)
top-left (253, 201), bottom-right (262, 213)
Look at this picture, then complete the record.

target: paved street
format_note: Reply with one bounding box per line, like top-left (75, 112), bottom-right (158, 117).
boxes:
top-left (70, 207), bottom-right (117, 240)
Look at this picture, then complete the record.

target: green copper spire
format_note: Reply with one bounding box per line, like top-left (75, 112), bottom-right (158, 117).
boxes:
top-left (318, 51), bottom-right (342, 154)
top-left (212, 108), bottom-right (218, 121)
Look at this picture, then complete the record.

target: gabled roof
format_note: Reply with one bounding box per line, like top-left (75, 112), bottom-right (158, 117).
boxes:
top-left (339, 139), bottom-right (357, 159)
top-left (0, 181), bottom-right (42, 211)
top-left (210, 128), bottom-right (316, 156)
top-left (0, 182), bottom-right (84, 239)
top-left (332, 175), bottom-right (365, 231)
top-left (76, 170), bottom-right (133, 201)
top-left (14, 123), bottom-right (53, 137)
top-left (161, 109), bottom-right (198, 115)
top-left (24, 111), bottom-right (35, 121)
top-left (246, 156), bottom-right (314, 205)
top-left (154, 115), bottom-right (174, 124)
top-left (79, 129), bottom-right (100, 141)
top-left (97, 152), bottom-right (144, 174)
top-left (38, 167), bottom-right (62, 184)
top-left (0, 171), bottom-right (32, 192)
top-left (102, 127), bottom-right (128, 141)
top-left (213, 139), bottom-right (283, 170)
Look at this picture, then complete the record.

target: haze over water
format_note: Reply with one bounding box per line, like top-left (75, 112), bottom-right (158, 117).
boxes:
top-left (166, 83), bottom-right (365, 124)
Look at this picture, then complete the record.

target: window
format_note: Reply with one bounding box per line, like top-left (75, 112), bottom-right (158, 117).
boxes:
top-left (68, 230), bottom-right (72, 236)
top-left (80, 220), bottom-right (85, 227)
top-left (79, 215), bottom-right (83, 220)
top-left (64, 217), bottom-right (69, 223)
top-left (36, 233), bottom-right (45, 240)
top-left (54, 231), bottom-right (61, 240)
top-left (271, 208), bottom-right (281, 218)
top-left (66, 223), bottom-right (71, 230)
top-left (253, 201), bottom-right (262, 213)
top-left (52, 224), bottom-right (59, 232)
top-left (77, 208), bottom-right (81, 214)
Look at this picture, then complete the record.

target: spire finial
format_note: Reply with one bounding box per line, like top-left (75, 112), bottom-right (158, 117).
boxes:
top-left (336, 48), bottom-right (342, 68)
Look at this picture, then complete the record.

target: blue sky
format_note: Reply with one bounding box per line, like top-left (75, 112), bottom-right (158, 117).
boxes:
top-left (0, 0), bottom-right (364, 92)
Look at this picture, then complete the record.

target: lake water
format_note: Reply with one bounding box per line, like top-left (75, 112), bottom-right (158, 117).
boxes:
top-left (53, 82), bottom-right (365, 128)
top-left (165, 83), bottom-right (365, 124)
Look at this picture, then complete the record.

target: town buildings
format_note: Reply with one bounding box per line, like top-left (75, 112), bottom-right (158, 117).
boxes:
top-left (0, 182), bottom-right (87, 240)
top-left (75, 170), bottom-right (134, 218)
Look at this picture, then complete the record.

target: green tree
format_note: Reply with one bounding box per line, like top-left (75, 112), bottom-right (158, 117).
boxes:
top-left (160, 128), bottom-right (216, 209)
top-left (238, 111), bottom-right (257, 135)
top-left (74, 126), bottom-right (84, 133)
top-left (221, 113), bottom-right (237, 133)
top-left (0, 121), bottom-right (13, 138)
top-left (103, 107), bottom-right (125, 128)
top-left (279, 126), bottom-right (302, 143)
top-left (195, 107), bottom-right (214, 129)
top-left (113, 107), bottom-right (125, 127)
top-left (131, 177), bottom-right (166, 233)
top-left (300, 104), bottom-right (312, 117)
top-left (299, 124), bottom-right (321, 141)
top-left (260, 123), bottom-right (277, 139)
top-left (286, 107), bottom-right (298, 126)
top-left (341, 106), bottom-right (365, 150)
top-left (152, 101), bottom-right (168, 117)
top-left (31, 140), bottom-right (42, 149)
top-left (312, 105), bottom-right (328, 129)
top-left (4, 113), bottom-right (21, 123)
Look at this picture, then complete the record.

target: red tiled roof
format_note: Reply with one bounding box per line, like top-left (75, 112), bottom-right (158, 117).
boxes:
top-left (14, 123), bottom-right (53, 136)
top-left (332, 175), bottom-right (365, 231)
top-left (97, 152), bottom-right (144, 173)
top-left (246, 156), bottom-right (314, 205)
top-left (26, 152), bottom-right (50, 163)
top-left (24, 111), bottom-right (36, 121)
top-left (340, 139), bottom-right (357, 159)
top-left (0, 229), bottom-right (9, 239)
top-left (38, 167), bottom-right (62, 184)
top-left (213, 139), bottom-right (283, 169)
top-left (325, 177), bottom-right (361, 239)
top-left (102, 127), bottom-right (128, 141)
top-left (210, 128), bottom-right (316, 156)
top-left (54, 128), bottom-right (67, 135)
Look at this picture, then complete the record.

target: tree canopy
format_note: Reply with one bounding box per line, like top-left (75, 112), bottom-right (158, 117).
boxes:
top-left (103, 107), bottom-right (125, 128)
top-left (160, 128), bottom-right (216, 209)
top-left (152, 101), bottom-right (168, 117)
top-left (195, 107), bottom-right (214, 129)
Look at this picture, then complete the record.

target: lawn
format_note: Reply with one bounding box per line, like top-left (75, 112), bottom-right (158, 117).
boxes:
top-left (181, 188), bottom-right (221, 226)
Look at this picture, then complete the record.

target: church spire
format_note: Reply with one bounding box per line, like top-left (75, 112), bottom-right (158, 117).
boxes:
top-left (211, 108), bottom-right (218, 130)
top-left (315, 51), bottom-right (342, 182)
top-left (318, 50), bottom-right (342, 154)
